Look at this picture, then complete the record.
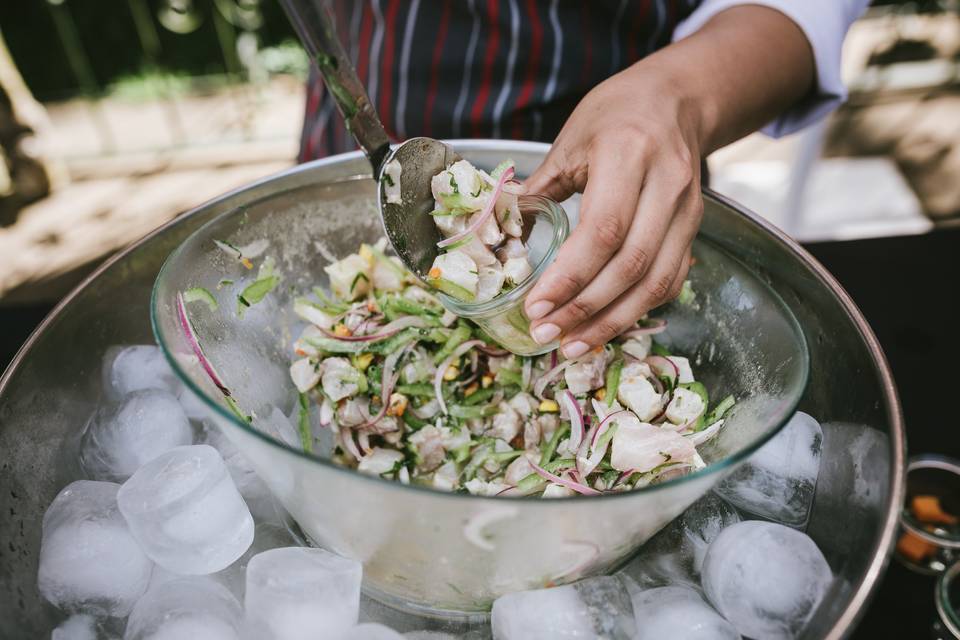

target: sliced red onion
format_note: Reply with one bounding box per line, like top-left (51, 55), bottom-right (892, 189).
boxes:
top-left (561, 390), bottom-right (584, 452)
top-left (533, 359), bottom-right (576, 399)
top-left (469, 350), bottom-right (479, 373)
top-left (550, 349), bottom-right (558, 369)
top-left (357, 430), bottom-right (372, 455)
top-left (645, 355), bottom-right (679, 384)
top-left (687, 419), bottom-right (725, 446)
top-left (495, 485), bottom-right (519, 497)
top-left (613, 468), bottom-right (637, 488)
top-left (648, 461), bottom-right (695, 483)
top-left (521, 357), bottom-right (532, 391)
top-left (176, 292), bottom-right (230, 396)
top-left (500, 180), bottom-right (526, 196)
top-left (593, 410), bottom-right (629, 447)
top-left (529, 460), bottom-right (601, 496)
top-left (360, 342), bottom-right (413, 428)
top-left (477, 344), bottom-right (510, 357)
top-left (320, 315), bottom-right (427, 342)
top-left (648, 373), bottom-right (666, 396)
top-left (575, 420), bottom-right (599, 478)
top-left (577, 410), bottom-right (627, 478)
top-left (340, 429), bottom-right (363, 461)
top-left (670, 407), bottom-right (707, 434)
top-left (622, 318), bottom-right (667, 338)
top-left (434, 339), bottom-right (485, 414)
top-left (437, 167), bottom-right (514, 248)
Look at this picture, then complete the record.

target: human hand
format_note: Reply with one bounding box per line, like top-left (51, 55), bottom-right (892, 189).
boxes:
top-left (523, 63), bottom-right (704, 360)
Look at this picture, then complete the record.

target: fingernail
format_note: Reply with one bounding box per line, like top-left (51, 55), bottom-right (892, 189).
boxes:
top-left (526, 300), bottom-right (555, 320)
top-left (562, 340), bottom-right (590, 359)
top-left (531, 323), bottom-right (561, 345)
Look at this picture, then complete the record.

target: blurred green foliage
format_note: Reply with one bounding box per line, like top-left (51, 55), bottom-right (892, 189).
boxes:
top-left (0, 0), bottom-right (298, 101)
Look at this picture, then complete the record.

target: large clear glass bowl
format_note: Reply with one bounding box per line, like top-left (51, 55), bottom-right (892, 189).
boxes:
top-left (151, 163), bottom-right (809, 617)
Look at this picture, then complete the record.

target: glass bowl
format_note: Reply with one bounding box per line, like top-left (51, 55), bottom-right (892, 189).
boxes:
top-left (151, 172), bottom-right (809, 617)
top-left (439, 194), bottom-right (568, 356)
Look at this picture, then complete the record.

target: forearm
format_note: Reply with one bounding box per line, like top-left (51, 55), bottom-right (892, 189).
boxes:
top-left (635, 5), bottom-right (816, 154)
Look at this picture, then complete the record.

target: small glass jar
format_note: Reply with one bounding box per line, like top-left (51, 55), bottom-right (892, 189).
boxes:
top-left (895, 454), bottom-right (960, 575)
top-left (438, 194), bottom-right (569, 356)
top-left (934, 559), bottom-right (960, 639)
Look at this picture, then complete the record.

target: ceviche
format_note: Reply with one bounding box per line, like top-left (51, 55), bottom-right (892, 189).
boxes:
top-left (424, 158), bottom-right (531, 302)
top-left (289, 247), bottom-right (733, 498)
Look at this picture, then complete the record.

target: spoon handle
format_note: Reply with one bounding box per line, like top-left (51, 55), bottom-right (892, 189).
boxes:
top-left (279, 0), bottom-right (391, 175)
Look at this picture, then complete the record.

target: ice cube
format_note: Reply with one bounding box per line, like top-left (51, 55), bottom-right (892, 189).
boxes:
top-left (199, 420), bottom-right (277, 521)
top-left (491, 576), bottom-right (634, 640)
top-left (630, 585), bottom-right (738, 640)
top-left (51, 614), bottom-right (98, 640)
top-left (102, 345), bottom-right (181, 401)
top-left (716, 411), bottom-right (822, 528)
top-left (217, 521), bottom-right (295, 599)
top-left (807, 423), bottom-right (890, 566)
top-left (244, 547), bottom-right (363, 640)
top-left (622, 492), bottom-right (740, 588)
top-left (124, 576), bottom-right (243, 640)
top-left (117, 445), bottom-right (254, 575)
top-left (701, 520), bottom-right (832, 640)
top-left (338, 623), bottom-right (404, 639)
top-left (80, 389), bottom-right (193, 482)
top-left (38, 481), bottom-right (153, 617)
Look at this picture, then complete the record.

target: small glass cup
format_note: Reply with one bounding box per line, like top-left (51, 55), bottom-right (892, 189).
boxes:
top-left (895, 455), bottom-right (960, 575)
top-left (935, 559), bottom-right (960, 639)
top-left (438, 194), bottom-right (569, 356)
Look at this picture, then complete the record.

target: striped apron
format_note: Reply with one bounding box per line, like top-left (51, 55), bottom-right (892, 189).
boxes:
top-left (299, 0), bottom-right (700, 162)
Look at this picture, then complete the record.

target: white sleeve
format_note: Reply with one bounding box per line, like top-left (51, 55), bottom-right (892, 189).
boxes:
top-left (672, 0), bottom-right (870, 138)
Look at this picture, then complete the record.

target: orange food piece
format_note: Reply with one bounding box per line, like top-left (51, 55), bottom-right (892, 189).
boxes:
top-left (240, 257), bottom-right (253, 270)
top-left (333, 324), bottom-right (353, 337)
top-left (429, 267), bottom-right (441, 279)
top-left (912, 495), bottom-right (958, 525)
top-left (896, 530), bottom-right (937, 563)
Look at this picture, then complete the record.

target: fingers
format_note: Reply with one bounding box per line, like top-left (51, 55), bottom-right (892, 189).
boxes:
top-left (528, 163), bottom-right (685, 343)
top-left (524, 149), bottom-right (644, 330)
top-left (557, 200), bottom-right (699, 357)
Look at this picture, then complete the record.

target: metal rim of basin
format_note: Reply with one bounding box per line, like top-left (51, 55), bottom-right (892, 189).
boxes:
top-left (0, 141), bottom-right (905, 639)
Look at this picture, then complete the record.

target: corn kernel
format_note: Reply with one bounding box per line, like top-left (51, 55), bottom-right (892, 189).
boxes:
top-left (594, 388), bottom-right (607, 401)
top-left (443, 364), bottom-right (459, 381)
top-left (464, 382), bottom-right (479, 397)
top-left (538, 399), bottom-right (559, 413)
top-left (481, 374), bottom-right (494, 389)
top-left (366, 299), bottom-right (379, 313)
top-left (240, 257), bottom-right (253, 270)
top-left (429, 267), bottom-right (442, 279)
top-left (359, 244), bottom-right (374, 265)
top-left (354, 352), bottom-right (374, 371)
top-left (333, 324), bottom-right (352, 337)
top-left (387, 393), bottom-right (408, 417)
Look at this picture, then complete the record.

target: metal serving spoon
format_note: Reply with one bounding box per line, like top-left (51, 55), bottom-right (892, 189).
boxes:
top-left (280, 0), bottom-right (455, 280)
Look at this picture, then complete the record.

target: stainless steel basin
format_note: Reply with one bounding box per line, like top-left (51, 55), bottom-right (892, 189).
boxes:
top-left (0, 140), bottom-right (904, 638)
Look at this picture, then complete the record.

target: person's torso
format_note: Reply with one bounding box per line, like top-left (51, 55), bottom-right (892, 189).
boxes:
top-left (301, 0), bottom-right (701, 161)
